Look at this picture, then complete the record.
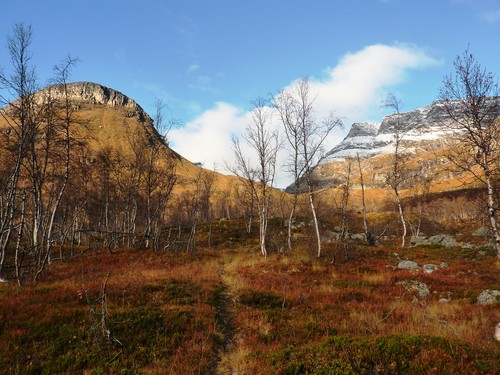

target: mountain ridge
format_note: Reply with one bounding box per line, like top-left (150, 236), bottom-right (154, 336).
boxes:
top-left (324, 97), bottom-right (500, 161)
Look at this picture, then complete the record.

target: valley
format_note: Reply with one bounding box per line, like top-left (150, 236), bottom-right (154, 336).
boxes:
top-left (0, 33), bottom-right (498, 372)
top-left (0, 223), bottom-right (498, 373)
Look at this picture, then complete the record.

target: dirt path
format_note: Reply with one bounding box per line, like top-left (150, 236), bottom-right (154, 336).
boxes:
top-left (212, 252), bottom-right (249, 374)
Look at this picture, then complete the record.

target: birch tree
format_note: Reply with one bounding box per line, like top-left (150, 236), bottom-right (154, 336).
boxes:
top-left (382, 93), bottom-right (410, 248)
top-left (275, 78), bottom-right (342, 257)
top-left (439, 49), bottom-right (500, 259)
top-left (0, 24), bottom-right (38, 277)
top-left (231, 98), bottom-right (278, 257)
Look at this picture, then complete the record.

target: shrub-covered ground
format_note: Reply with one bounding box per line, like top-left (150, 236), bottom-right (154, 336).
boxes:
top-left (0, 223), bottom-right (498, 374)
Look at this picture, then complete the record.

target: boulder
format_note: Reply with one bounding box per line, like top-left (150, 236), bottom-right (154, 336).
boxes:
top-left (473, 226), bottom-right (491, 237)
top-left (397, 260), bottom-right (419, 271)
top-left (350, 233), bottom-right (366, 241)
top-left (477, 289), bottom-right (500, 305)
top-left (398, 280), bottom-right (430, 299)
top-left (410, 235), bottom-right (429, 247)
top-left (423, 264), bottom-right (439, 274)
top-left (429, 234), bottom-right (459, 248)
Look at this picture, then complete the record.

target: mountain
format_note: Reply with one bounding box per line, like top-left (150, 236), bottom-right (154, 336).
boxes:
top-left (311, 98), bottom-right (500, 190)
top-left (324, 100), bottom-right (457, 161)
top-left (1, 81), bottom-right (237, 191)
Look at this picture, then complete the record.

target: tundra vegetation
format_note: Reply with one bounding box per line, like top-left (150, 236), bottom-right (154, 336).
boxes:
top-left (0, 24), bottom-right (498, 373)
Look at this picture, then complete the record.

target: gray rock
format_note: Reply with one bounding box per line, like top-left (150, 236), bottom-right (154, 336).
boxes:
top-left (473, 226), bottom-right (491, 237)
top-left (477, 290), bottom-right (500, 305)
top-left (398, 280), bottom-right (430, 299)
top-left (439, 292), bottom-right (451, 303)
top-left (410, 235), bottom-right (430, 247)
top-left (439, 262), bottom-right (449, 268)
top-left (350, 233), bottom-right (366, 241)
top-left (462, 242), bottom-right (476, 249)
top-left (411, 234), bottom-right (469, 249)
top-left (429, 234), bottom-right (459, 248)
top-left (423, 264), bottom-right (439, 274)
top-left (397, 260), bottom-right (419, 271)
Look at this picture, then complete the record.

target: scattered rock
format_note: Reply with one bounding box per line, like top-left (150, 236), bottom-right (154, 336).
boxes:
top-left (495, 323), bottom-right (500, 342)
top-left (476, 250), bottom-right (487, 258)
top-left (439, 262), bottom-right (449, 268)
top-left (477, 289), bottom-right (500, 305)
top-left (350, 233), bottom-right (366, 241)
top-left (411, 234), bottom-right (476, 249)
top-left (473, 226), bottom-right (491, 237)
top-left (398, 280), bottom-right (430, 299)
top-left (397, 260), bottom-right (419, 271)
top-left (423, 264), bottom-right (439, 274)
top-left (429, 234), bottom-right (459, 248)
top-left (438, 292), bottom-right (451, 303)
top-left (410, 235), bottom-right (429, 247)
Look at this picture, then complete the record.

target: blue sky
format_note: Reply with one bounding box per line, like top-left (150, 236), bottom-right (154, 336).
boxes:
top-left (1, 0), bottom-right (499, 185)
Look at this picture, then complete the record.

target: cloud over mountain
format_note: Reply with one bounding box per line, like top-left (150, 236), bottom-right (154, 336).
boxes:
top-left (169, 43), bottom-right (439, 186)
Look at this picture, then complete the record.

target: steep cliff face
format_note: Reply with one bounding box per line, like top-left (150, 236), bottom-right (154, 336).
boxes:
top-left (40, 81), bottom-right (149, 123)
top-left (47, 81), bottom-right (139, 108)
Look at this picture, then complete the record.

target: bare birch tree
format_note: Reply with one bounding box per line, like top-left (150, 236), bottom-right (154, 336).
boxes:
top-left (356, 153), bottom-right (376, 245)
top-left (439, 49), bottom-right (500, 259)
top-left (275, 78), bottom-right (342, 257)
top-left (0, 24), bottom-right (38, 277)
top-left (382, 93), bottom-right (410, 248)
top-left (231, 98), bottom-right (278, 257)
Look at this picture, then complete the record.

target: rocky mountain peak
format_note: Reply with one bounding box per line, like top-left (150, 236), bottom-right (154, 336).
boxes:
top-left (346, 122), bottom-right (380, 137)
top-left (46, 81), bottom-right (140, 109)
top-left (39, 81), bottom-right (151, 123)
top-left (324, 98), bottom-right (500, 161)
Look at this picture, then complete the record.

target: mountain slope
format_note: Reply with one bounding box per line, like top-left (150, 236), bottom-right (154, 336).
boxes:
top-left (314, 98), bottom-right (500, 190)
top-left (32, 81), bottom-right (236, 190)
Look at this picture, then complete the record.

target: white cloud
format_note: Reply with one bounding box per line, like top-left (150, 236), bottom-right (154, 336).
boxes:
top-left (169, 102), bottom-right (251, 170)
top-left (170, 44), bottom-right (439, 187)
top-left (308, 43), bottom-right (440, 147)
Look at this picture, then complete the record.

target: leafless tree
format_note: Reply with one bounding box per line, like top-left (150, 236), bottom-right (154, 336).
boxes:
top-left (356, 153), bottom-right (376, 245)
top-left (0, 24), bottom-right (38, 277)
top-left (439, 48), bottom-right (500, 258)
top-left (408, 161), bottom-right (434, 238)
top-left (275, 78), bottom-right (342, 257)
top-left (231, 97), bottom-right (278, 257)
top-left (34, 56), bottom-right (79, 279)
top-left (382, 92), bottom-right (410, 248)
top-left (153, 98), bottom-right (179, 147)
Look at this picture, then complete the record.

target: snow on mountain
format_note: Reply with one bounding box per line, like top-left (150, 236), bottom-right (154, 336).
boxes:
top-left (324, 101), bottom-right (453, 161)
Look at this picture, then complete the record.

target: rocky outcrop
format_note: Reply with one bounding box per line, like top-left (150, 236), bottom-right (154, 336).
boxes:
top-left (35, 82), bottom-right (150, 123)
top-left (45, 82), bottom-right (139, 109)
